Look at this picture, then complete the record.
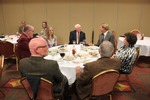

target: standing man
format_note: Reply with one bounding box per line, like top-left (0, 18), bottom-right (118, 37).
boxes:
top-left (17, 24), bottom-right (34, 59)
top-left (18, 21), bottom-right (26, 34)
top-left (75, 41), bottom-right (120, 99)
top-left (96, 23), bottom-right (115, 46)
top-left (69, 24), bottom-right (86, 44)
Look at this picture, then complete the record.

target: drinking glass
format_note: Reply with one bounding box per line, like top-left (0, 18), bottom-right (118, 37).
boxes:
top-left (60, 52), bottom-right (65, 59)
top-left (73, 40), bottom-right (76, 45)
top-left (82, 39), bottom-right (86, 45)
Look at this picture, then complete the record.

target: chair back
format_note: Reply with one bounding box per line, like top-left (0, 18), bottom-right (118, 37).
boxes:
top-left (36, 78), bottom-right (54, 100)
top-left (91, 69), bottom-right (119, 97)
top-left (0, 41), bottom-right (19, 71)
top-left (0, 55), bottom-right (4, 79)
top-left (133, 47), bottom-right (140, 66)
top-left (0, 41), bottom-right (15, 57)
top-left (112, 30), bottom-right (117, 44)
top-left (15, 43), bottom-right (21, 61)
top-left (130, 29), bottom-right (142, 40)
top-left (112, 30), bottom-right (117, 52)
top-left (0, 55), bottom-right (5, 96)
top-left (15, 43), bottom-right (21, 71)
top-left (130, 29), bottom-right (141, 35)
top-left (21, 77), bottom-right (54, 100)
top-left (20, 77), bottom-right (34, 100)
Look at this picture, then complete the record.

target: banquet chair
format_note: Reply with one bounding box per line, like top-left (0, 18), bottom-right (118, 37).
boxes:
top-left (86, 69), bottom-right (120, 100)
top-left (0, 55), bottom-right (5, 97)
top-left (20, 77), bottom-right (34, 100)
top-left (117, 47), bottom-right (140, 92)
top-left (130, 29), bottom-right (141, 35)
top-left (14, 43), bottom-right (20, 71)
top-left (130, 29), bottom-right (142, 40)
top-left (112, 30), bottom-right (117, 52)
top-left (20, 77), bottom-right (54, 100)
top-left (0, 41), bottom-right (18, 71)
top-left (36, 78), bottom-right (54, 100)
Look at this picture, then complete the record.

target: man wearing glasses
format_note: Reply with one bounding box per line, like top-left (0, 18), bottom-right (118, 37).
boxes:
top-left (17, 24), bottom-right (34, 59)
top-left (19, 37), bottom-right (68, 99)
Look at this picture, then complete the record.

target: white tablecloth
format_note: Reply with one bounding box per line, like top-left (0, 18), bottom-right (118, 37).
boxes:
top-left (0, 35), bottom-right (19, 44)
top-left (44, 45), bottom-right (100, 85)
top-left (117, 37), bottom-right (150, 56)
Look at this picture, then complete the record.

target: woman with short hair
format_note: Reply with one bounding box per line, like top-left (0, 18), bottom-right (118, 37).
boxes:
top-left (115, 32), bottom-right (137, 74)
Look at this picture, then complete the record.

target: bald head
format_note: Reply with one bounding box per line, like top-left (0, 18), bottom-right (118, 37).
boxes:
top-left (99, 41), bottom-right (114, 57)
top-left (29, 37), bottom-right (48, 56)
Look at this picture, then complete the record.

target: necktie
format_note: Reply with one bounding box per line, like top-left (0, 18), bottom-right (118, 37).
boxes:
top-left (101, 33), bottom-right (104, 44)
top-left (78, 32), bottom-right (80, 44)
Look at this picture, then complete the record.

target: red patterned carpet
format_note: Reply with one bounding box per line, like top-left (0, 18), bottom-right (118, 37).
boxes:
top-left (113, 66), bottom-right (150, 100)
top-left (113, 56), bottom-right (150, 100)
top-left (0, 57), bottom-right (150, 100)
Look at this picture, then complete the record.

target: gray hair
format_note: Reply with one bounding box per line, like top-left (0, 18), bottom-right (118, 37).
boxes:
top-left (74, 24), bottom-right (81, 29)
top-left (23, 24), bottom-right (34, 32)
top-left (99, 41), bottom-right (114, 57)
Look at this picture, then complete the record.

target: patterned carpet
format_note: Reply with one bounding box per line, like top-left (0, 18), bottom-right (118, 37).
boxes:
top-left (2, 78), bottom-right (23, 88)
top-left (113, 67), bottom-right (150, 100)
top-left (113, 56), bottom-right (150, 100)
top-left (0, 57), bottom-right (150, 100)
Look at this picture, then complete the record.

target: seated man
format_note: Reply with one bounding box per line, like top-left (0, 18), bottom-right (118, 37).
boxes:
top-left (19, 37), bottom-right (68, 98)
top-left (95, 23), bottom-right (115, 47)
top-left (69, 24), bottom-right (86, 44)
top-left (17, 24), bottom-right (34, 59)
top-left (75, 41), bottom-right (120, 100)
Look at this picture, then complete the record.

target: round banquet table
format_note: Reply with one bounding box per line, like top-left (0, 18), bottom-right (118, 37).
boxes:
top-left (0, 35), bottom-right (19, 44)
top-left (44, 44), bottom-right (100, 85)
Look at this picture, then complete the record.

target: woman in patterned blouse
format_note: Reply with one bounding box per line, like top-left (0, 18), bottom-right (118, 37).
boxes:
top-left (115, 32), bottom-right (137, 74)
top-left (45, 26), bottom-right (57, 48)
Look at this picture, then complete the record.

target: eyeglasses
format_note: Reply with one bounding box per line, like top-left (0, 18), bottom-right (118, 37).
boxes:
top-left (36, 45), bottom-right (48, 49)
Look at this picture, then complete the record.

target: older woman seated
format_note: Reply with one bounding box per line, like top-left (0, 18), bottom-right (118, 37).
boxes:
top-left (114, 32), bottom-right (137, 74)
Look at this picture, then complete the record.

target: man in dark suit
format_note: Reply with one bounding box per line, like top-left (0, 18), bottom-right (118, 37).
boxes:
top-left (75, 41), bottom-right (120, 100)
top-left (19, 37), bottom-right (68, 98)
top-left (96, 23), bottom-right (115, 47)
top-left (69, 24), bottom-right (86, 44)
top-left (17, 24), bottom-right (34, 59)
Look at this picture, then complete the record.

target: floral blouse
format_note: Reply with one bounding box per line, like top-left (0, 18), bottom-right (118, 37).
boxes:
top-left (115, 45), bottom-right (137, 74)
top-left (47, 35), bottom-right (57, 48)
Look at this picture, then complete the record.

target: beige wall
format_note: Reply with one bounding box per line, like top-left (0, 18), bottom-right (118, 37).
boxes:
top-left (0, 0), bottom-right (150, 44)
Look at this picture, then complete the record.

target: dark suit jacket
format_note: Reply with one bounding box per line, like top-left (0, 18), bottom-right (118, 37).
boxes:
top-left (19, 56), bottom-right (67, 95)
top-left (96, 31), bottom-right (115, 46)
top-left (17, 33), bottom-right (31, 59)
top-left (76, 57), bottom-right (120, 100)
top-left (69, 30), bottom-right (86, 44)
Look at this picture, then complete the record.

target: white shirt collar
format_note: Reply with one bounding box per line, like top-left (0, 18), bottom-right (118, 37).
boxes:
top-left (103, 31), bottom-right (108, 38)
